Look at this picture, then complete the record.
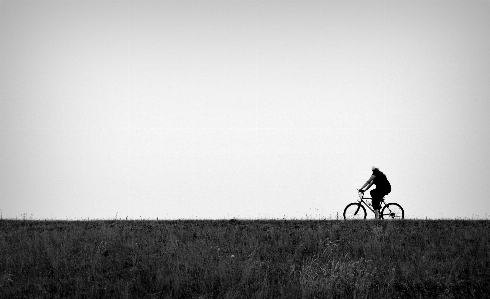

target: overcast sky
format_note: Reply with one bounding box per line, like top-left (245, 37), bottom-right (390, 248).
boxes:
top-left (1, 0), bottom-right (490, 220)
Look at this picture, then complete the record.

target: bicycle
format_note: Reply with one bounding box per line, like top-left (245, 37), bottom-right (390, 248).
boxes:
top-left (343, 190), bottom-right (404, 220)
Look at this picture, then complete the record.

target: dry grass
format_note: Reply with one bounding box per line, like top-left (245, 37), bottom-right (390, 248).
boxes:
top-left (0, 219), bottom-right (489, 298)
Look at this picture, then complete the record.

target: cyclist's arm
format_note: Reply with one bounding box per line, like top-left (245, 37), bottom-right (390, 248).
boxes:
top-left (360, 175), bottom-right (375, 191)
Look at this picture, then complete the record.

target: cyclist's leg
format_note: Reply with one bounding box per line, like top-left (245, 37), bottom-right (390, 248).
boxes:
top-left (374, 188), bottom-right (392, 219)
top-left (380, 189), bottom-right (390, 205)
top-left (370, 189), bottom-right (382, 219)
top-left (370, 189), bottom-right (382, 209)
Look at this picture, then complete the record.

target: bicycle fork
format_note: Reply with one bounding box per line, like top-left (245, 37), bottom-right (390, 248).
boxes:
top-left (354, 204), bottom-right (361, 216)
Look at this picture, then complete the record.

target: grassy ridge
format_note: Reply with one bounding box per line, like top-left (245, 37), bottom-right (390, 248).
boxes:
top-left (0, 220), bottom-right (489, 298)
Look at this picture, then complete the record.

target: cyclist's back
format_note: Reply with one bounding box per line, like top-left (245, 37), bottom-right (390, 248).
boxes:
top-left (372, 168), bottom-right (391, 194)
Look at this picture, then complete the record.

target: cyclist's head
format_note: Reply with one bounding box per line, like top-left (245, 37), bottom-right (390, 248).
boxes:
top-left (372, 166), bottom-right (378, 171)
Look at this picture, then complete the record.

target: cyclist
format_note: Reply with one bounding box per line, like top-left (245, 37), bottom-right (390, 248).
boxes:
top-left (359, 166), bottom-right (391, 219)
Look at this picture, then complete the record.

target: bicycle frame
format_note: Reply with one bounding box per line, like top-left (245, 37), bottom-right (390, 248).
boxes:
top-left (357, 191), bottom-right (387, 214)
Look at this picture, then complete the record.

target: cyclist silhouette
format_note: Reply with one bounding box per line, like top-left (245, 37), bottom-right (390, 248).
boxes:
top-left (359, 166), bottom-right (391, 219)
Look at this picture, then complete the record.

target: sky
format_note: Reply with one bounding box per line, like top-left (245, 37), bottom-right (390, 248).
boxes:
top-left (1, 0), bottom-right (490, 220)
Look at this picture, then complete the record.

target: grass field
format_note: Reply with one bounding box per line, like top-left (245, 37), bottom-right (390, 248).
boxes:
top-left (1, 219), bottom-right (489, 298)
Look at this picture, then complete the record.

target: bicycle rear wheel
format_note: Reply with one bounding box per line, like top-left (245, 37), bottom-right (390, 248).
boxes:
top-left (381, 203), bottom-right (404, 219)
top-left (343, 203), bottom-right (367, 220)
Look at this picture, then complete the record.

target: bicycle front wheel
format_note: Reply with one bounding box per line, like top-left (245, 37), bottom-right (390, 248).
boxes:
top-left (343, 203), bottom-right (366, 220)
top-left (381, 203), bottom-right (404, 219)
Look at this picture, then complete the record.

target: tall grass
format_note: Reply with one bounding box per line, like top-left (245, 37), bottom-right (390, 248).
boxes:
top-left (0, 219), bottom-right (489, 298)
